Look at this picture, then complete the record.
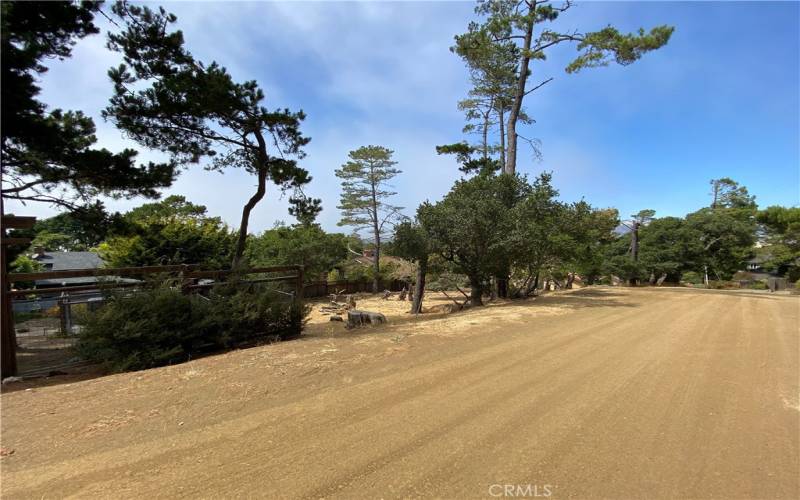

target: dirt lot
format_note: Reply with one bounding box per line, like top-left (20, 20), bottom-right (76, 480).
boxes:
top-left (1, 287), bottom-right (798, 499)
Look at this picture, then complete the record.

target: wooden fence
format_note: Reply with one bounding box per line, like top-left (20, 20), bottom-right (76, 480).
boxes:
top-left (303, 279), bottom-right (406, 298)
top-left (1, 263), bottom-right (410, 377)
top-left (2, 264), bottom-right (304, 377)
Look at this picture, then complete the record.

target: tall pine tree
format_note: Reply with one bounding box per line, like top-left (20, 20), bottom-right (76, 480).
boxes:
top-left (335, 146), bottom-right (403, 292)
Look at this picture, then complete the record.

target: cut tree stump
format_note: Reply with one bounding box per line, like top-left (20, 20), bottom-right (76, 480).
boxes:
top-left (346, 310), bottom-right (387, 329)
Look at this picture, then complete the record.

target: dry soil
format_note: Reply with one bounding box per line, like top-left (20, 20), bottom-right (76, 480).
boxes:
top-left (1, 287), bottom-right (798, 499)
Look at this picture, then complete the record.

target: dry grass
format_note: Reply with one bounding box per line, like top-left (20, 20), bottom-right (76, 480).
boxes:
top-left (303, 289), bottom-right (586, 339)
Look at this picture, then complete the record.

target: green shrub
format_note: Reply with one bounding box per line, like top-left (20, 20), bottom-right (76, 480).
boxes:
top-left (749, 281), bottom-right (768, 290)
top-left (76, 287), bottom-right (209, 371)
top-left (707, 280), bottom-right (740, 290)
top-left (426, 271), bottom-right (469, 291)
top-left (202, 281), bottom-right (307, 347)
top-left (12, 311), bottom-right (44, 323)
top-left (77, 282), bottom-right (308, 372)
top-left (680, 271), bottom-right (703, 285)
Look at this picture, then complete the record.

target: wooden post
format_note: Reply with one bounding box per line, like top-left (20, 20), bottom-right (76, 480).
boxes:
top-left (1, 233), bottom-right (17, 378)
top-left (59, 293), bottom-right (72, 336)
top-left (1, 213), bottom-right (36, 378)
top-left (294, 265), bottom-right (304, 304)
top-left (179, 264), bottom-right (191, 294)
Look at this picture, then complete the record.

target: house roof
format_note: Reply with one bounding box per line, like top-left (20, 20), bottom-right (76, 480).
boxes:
top-left (33, 251), bottom-right (105, 286)
top-left (747, 253), bottom-right (772, 264)
top-left (34, 251), bottom-right (103, 270)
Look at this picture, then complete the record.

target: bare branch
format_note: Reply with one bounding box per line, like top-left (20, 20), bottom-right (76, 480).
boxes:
top-left (523, 77), bottom-right (554, 96)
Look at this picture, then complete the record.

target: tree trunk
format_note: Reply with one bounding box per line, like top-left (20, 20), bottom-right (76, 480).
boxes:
top-left (481, 106), bottom-right (491, 160)
top-left (232, 166), bottom-right (267, 268)
top-left (711, 181), bottom-right (719, 209)
top-left (372, 235), bottom-right (380, 293)
top-left (370, 166), bottom-right (381, 293)
top-left (496, 274), bottom-right (508, 298)
top-left (410, 257), bottom-right (427, 314)
top-left (505, 6), bottom-right (536, 175)
top-left (498, 106), bottom-right (506, 168)
top-left (629, 221), bottom-right (640, 286)
top-left (469, 275), bottom-right (483, 306)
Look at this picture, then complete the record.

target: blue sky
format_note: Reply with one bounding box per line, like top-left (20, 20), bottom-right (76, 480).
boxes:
top-left (8, 0), bottom-right (799, 234)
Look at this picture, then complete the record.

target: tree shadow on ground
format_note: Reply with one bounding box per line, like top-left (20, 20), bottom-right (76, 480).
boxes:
top-left (306, 288), bottom-right (639, 335)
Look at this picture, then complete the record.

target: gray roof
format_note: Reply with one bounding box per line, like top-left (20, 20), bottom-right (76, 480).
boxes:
top-left (33, 251), bottom-right (105, 286)
top-left (34, 251), bottom-right (104, 271)
top-left (747, 253), bottom-right (772, 264)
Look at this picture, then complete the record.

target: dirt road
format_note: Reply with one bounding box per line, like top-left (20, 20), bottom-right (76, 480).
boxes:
top-left (2, 288), bottom-right (798, 499)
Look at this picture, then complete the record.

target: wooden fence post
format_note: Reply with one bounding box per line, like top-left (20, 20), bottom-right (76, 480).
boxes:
top-left (1, 236), bottom-right (17, 378)
top-left (179, 264), bottom-right (191, 294)
top-left (294, 265), bottom-right (304, 304)
top-left (59, 293), bottom-right (73, 336)
top-left (1, 213), bottom-right (35, 378)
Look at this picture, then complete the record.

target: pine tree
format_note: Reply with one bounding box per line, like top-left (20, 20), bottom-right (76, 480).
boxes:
top-left (335, 146), bottom-right (403, 292)
top-left (104, 2), bottom-right (320, 267)
top-left (1, 1), bottom-right (176, 212)
top-left (453, 0), bottom-right (674, 175)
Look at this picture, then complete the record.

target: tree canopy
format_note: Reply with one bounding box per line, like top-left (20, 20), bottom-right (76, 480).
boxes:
top-left (453, 0), bottom-right (674, 174)
top-left (1, 1), bottom-right (176, 211)
top-left (99, 196), bottom-right (235, 269)
top-left (246, 224), bottom-right (349, 281)
top-left (335, 145), bottom-right (403, 292)
top-left (756, 206), bottom-right (800, 280)
top-left (104, 1), bottom-right (320, 266)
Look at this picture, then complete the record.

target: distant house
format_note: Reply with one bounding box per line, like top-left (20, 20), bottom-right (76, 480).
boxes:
top-left (746, 254), bottom-right (770, 273)
top-left (31, 248), bottom-right (105, 288)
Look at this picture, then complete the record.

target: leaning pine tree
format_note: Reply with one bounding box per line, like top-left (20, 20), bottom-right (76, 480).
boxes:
top-left (453, 0), bottom-right (674, 175)
top-left (104, 2), bottom-right (320, 267)
top-left (335, 146), bottom-right (403, 293)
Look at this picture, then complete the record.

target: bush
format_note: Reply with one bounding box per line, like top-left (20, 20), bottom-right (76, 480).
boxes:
top-left (680, 271), bottom-right (703, 285)
top-left (77, 282), bottom-right (308, 372)
top-left (202, 281), bottom-right (307, 347)
top-left (749, 280), bottom-right (768, 290)
top-left (707, 280), bottom-right (740, 290)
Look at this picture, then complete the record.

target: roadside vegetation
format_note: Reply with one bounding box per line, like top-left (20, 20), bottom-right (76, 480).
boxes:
top-left (76, 281), bottom-right (307, 371)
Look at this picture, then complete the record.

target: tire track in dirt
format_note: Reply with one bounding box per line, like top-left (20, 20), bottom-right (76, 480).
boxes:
top-left (301, 293), bottom-right (702, 499)
top-left (5, 296), bottom-right (645, 497)
top-left (346, 291), bottom-right (712, 498)
top-left (2, 290), bottom-right (797, 499)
